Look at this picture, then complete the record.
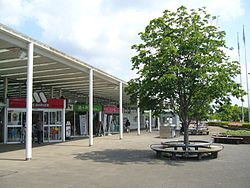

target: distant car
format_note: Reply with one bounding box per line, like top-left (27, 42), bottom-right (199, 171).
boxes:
top-left (188, 124), bottom-right (209, 135)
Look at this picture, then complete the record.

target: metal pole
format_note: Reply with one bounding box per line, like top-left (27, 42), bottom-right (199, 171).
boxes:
top-left (137, 100), bottom-right (140, 135)
top-left (237, 32), bottom-right (244, 122)
top-left (149, 110), bottom-right (152, 133)
top-left (89, 69), bottom-right (93, 146)
top-left (73, 111), bottom-right (76, 136)
top-left (26, 42), bottom-right (33, 160)
top-left (243, 25), bottom-right (250, 122)
top-left (62, 100), bottom-right (66, 142)
top-left (119, 82), bottom-right (123, 139)
top-left (3, 77), bottom-right (8, 144)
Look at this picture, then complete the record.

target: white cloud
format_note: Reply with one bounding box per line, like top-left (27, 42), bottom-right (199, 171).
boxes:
top-left (0, 0), bottom-right (246, 83)
top-left (0, 0), bottom-right (26, 26)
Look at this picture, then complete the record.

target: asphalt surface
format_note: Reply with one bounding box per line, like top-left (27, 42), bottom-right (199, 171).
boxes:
top-left (0, 126), bottom-right (250, 188)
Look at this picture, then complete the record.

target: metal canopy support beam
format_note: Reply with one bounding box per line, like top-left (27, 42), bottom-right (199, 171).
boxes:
top-left (149, 110), bottom-right (152, 133)
top-left (89, 69), bottom-right (93, 146)
top-left (119, 82), bottom-right (123, 139)
top-left (25, 42), bottom-right (33, 161)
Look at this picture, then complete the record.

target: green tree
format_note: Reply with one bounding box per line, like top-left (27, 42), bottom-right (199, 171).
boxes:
top-left (211, 104), bottom-right (248, 122)
top-left (126, 6), bottom-right (244, 147)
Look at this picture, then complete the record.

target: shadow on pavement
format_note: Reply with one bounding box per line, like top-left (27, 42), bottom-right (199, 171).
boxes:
top-left (0, 137), bottom-right (88, 153)
top-left (74, 149), bottom-right (185, 166)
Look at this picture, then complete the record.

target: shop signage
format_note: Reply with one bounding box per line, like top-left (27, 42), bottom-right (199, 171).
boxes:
top-left (103, 105), bottom-right (121, 114)
top-left (73, 104), bottom-right (102, 112)
top-left (9, 98), bottom-right (65, 108)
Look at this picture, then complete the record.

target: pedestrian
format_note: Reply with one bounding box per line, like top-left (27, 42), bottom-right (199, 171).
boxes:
top-left (145, 118), bottom-right (149, 132)
top-left (125, 119), bottom-right (130, 133)
top-left (36, 117), bottom-right (43, 144)
top-left (20, 123), bottom-right (26, 143)
top-left (98, 120), bottom-right (104, 136)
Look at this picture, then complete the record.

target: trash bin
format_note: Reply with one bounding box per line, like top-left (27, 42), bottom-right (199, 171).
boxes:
top-left (160, 126), bottom-right (172, 138)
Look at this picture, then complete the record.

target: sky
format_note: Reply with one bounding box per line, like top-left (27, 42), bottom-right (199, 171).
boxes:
top-left (0, 0), bottom-right (250, 107)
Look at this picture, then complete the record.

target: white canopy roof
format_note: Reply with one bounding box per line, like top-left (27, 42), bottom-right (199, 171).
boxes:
top-left (0, 24), bottom-right (130, 105)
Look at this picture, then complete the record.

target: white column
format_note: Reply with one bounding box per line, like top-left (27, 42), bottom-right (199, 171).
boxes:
top-left (73, 112), bottom-right (76, 136)
top-left (26, 42), bottom-right (33, 160)
top-left (149, 110), bottom-right (152, 133)
top-left (62, 100), bottom-right (66, 142)
top-left (119, 82), bottom-right (123, 139)
top-left (157, 117), bottom-right (160, 130)
top-left (137, 100), bottom-right (140, 135)
top-left (99, 111), bottom-right (102, 121)
top-left (3, 77), bottom-right (8, 143)
top-left (89, 69), bottom-right (93, 146)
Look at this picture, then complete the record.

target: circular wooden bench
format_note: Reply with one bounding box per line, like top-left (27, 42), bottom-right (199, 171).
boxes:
top-left (212, 136), bottom-right (243, 144)
top-left (150, 143), bottom-right (224, 160)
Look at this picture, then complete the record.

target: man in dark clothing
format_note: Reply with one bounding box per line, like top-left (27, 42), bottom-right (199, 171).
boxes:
top-left (36, 118), bottom-right (43, 144)
top-left (125, 119), bottom-right (130, 133)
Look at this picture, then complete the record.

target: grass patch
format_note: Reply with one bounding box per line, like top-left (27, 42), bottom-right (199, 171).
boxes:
top-left (222, 130), bottom-right (250, 136)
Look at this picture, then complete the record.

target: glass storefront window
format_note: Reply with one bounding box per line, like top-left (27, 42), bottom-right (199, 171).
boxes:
top-left (56, 111), bottom-right (62, 125)
top-left (7, 109), bottom-right (63, 143)
top-left (8, 111), bottom-right (22, 125)
top-left (50, 126), bottom-right (62, 141)
top-left (50, 112), bottom-right (56, 125)
top-left (43, 110), bottom-right (63, 142)
top-left (44, 112), bottom-right (49, 125)
top-left (8, 127), bottom-right (21, 142)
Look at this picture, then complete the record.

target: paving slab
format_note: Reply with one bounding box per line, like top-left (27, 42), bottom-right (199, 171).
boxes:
top-left (0, 127), bottom-right (250, 188)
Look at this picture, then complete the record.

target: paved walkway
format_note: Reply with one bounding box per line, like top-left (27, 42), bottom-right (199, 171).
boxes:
top-left (0, 127), bottom-right (250, 188)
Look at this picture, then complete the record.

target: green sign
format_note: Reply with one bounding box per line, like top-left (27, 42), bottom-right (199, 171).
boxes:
top-left (73, 104), bottom-right (102, 112)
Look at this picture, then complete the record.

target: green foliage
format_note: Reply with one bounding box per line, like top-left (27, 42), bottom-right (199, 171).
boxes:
top-left (210, 104), bottom-right (248, 122)
top-left (126, 6), bottom-right (244, 127)
top-left (222, 130), bottom-right (250, 136)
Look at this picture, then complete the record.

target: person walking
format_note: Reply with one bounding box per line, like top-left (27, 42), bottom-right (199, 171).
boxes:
top-left (125, 119), bottom-right (130, 133)
top-left (145, 118), bottom-right (149, 132)
top-left (98, 120), bottom-right (104, 136)
top-left (36, 117), bottom-right (43, 144)
top-left (20, 123), bottom-right (26, 143)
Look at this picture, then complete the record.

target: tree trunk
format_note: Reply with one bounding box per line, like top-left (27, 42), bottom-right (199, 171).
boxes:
top-left (183, 122), bottom-right (189, 149)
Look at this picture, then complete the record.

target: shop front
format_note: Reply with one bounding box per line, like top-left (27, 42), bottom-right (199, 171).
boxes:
top-left (0, 102), bottom-right (5, 142)
top-left (103, 105), bottom-right (121, 134)
top-left (5, 94), bottom-right (65, 144)
top-left (66, 103), bottom-right (103, 136)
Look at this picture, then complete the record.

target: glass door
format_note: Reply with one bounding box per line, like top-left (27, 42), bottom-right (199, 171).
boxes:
top-left (43, 110), bottom-right (62, 142)
top-left (7, 109), bottom-right (26, 143)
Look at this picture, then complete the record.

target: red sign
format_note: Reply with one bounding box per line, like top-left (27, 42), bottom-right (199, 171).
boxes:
top-left (103, 105), bottom-right (120, 114)
top-left (9, 98), bottom-right (65, 108)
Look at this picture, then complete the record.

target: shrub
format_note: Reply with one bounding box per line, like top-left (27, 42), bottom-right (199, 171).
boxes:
top-left (207, 121), bottom-right (229, 126)
top-left (242, 123), bottom-right (250, 129)
top-left (222, 130), bottom-right (250, 136)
